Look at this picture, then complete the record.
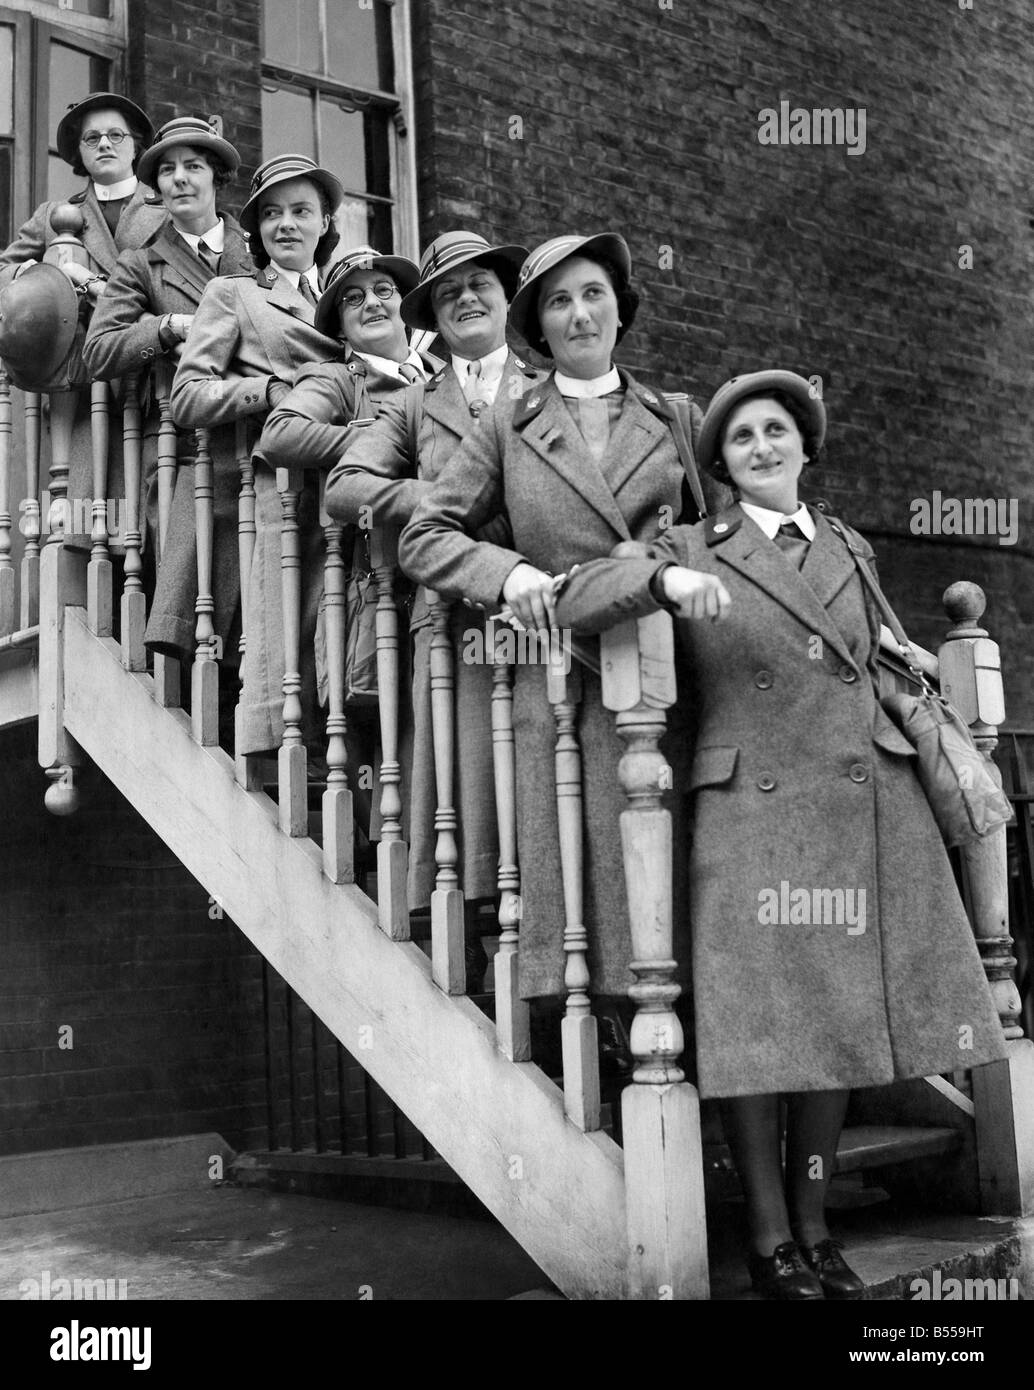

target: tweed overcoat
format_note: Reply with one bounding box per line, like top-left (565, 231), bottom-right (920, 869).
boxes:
top-left (399, 369), bottom-right (699, 997)
top-left (325, 353), bottom-right (544, 909)
top-left (158, 267), bottom-right (341, 664)
top-left (554, 503), bottom-right (1008, 1097)
top-left (82, 218), bottom-right (253, 647)
top-left (0, 182), bottom-right (167, 546)
top-left (243, 349), bottom-right (439, 755)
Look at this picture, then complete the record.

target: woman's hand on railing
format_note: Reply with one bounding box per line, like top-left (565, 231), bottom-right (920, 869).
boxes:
top-left (502, 562), bottom-right (560, 632)
top-left (658, 565), bottom-right (732, 621)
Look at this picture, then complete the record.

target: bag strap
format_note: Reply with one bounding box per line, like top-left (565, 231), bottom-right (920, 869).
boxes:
top-left (404, 378), bottom-right (425, 464)
top-left (663, 391), bottom-right (709, 518)
top-left (825, 514), bottom-right (933, 690)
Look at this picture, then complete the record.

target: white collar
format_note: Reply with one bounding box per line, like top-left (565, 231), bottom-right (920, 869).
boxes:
top-left (740, 500), bottom-right (816, 541)
top-left (270, 260), bottom-right (319, 293)
top-left (177, 219), bottom-right (225, 254)
top-left (554, 366), bottom-right (621, 398)
top-left (450, 343), bottom-right (508, 383)
top-left (93, 176), bottom-right (138, 202)
top-left (353, 348), bottom-right (427, 382)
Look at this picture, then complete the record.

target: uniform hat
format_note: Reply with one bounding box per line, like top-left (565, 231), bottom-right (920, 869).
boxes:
top-left (508, 232), bottom-right (635, 349)
top-left (400, 232), bottom-right (528, 331)
top-left (0, 264), bottom-right (79, 392)
top-left (697, 370), bottom-right (827, 478)
top-left (238, 153), bottom-right (344, 240)
top-left (315, 245), bottom-right (420, 337)
top-left (56, 92), bottom-right (153, 166)
top-left (136, 116), bottom-right (241, 189)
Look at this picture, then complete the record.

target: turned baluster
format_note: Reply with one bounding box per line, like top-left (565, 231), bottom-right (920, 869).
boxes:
top-left (277, 466), bottom-right (307, 834)
top-left (938, 581), bottom-right (1034, 1214)
top-left (232, 420), bottom-right (258, 782)
top-left (119, 375), bottom-right (145, 669)
top-left (191, 427), bottom-right (219, 745)
top-left (0, 368), bottom-right (14, 635)
top-left (20, 391), bottom-right (41, 627)
top-left (428, 588), bottom-right (464, 991)
top-left (487, 618), bottom-right (530, 1060)
top-left (319, 478), bottom-right (353, 882)
top-left (86, 379), bottom-right (112, 636)
top-left (546, 652), bottom-right (599, 1128)
top-left (151, 368), bottom-right (180, 707)
top-left (601, 608), bottom-right (708, 1299)
top-left (371, 526), bottom-right (407, 932)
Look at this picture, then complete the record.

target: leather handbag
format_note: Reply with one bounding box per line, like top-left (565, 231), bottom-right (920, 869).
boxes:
top-left (827, 517), bottom-right (1013, 847)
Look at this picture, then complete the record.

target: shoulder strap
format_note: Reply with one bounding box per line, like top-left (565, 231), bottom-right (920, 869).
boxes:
top-left (824, 514), bottom-right (931, 687)
top-left (663, 391), bottom-right (708, 518)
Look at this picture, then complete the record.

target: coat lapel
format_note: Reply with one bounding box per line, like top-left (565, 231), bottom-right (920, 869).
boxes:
top-left (219, 218), bottom-right (253, 276)
top-left (264, 265), bottom-right (316, 324)
top-left (422, 364), bottom-right (471, 442)
top-left (512, 375), bottom-right (631, 539)
top-left (602, 372), bottom-right (673, 495)
top-left (149, 223), bottom-right (210, 297)
top-left (706, 505), bottom-right (857, 667)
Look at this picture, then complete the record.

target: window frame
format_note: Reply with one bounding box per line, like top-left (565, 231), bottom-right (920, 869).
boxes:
top-left (32, 17), bottom-right (123, 206)
top-left (259, 0), bottom-right (419, 260)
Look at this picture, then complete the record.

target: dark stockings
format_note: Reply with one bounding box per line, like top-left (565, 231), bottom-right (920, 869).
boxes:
top-left (721, 1089), bottom-right (849, 1257)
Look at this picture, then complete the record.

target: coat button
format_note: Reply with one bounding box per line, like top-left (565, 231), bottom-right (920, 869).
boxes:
top-left (839, 665), bottom-right (858, 683)
top-left (757, 773), bottom-right (776, 791)
top-left (849, 762), bottom-right (869, 783)
top-left (754, 670), bottom-right (774, 689)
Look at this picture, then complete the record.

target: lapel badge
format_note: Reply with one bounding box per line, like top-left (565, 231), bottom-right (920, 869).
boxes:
top-left (528, 395), bottom-right (541, 409)
top-left (641, 388), bottom-right (658, 404)
top-left (713, 522), bottom-right (729, 533)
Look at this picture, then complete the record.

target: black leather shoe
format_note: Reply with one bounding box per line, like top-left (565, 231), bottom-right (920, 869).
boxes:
top-left (798, 1238), bottom-right (865, 1299)
top-left (747, 1241), bottom-right (825, 1300)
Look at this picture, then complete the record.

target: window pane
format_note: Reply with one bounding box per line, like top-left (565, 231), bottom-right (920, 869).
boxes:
top-left (48, 152), bottom-right (81, 203)
top-left (318, 98), bottom-right (364, 193)
top-left (261, 85), bottom-right (315, 160)
top-left (326, 0), bottom-right (393, 90)
top-left (263, 0), bottom-right (320, 72)
top-left (326, 197), bottom-right (393, 266)
top-left (0, 27), bottom-right (12, 135)
top-left (49, 42), bottom-right (109, 149)
top-left (40, 0), bottom-right (112, 15)
top-left (0, 142), bottom-right (12, 246)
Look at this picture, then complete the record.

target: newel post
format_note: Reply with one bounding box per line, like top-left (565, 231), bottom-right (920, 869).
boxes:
top-left (939, 582), bottom-right (1034, 1215)
top-left (600, 611), bottom-right (709, 1300)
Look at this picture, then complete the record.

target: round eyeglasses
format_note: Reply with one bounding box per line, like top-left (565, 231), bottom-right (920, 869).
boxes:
top-left (80, 129), bottom-right (132, 149)
top-left (338, 281), bottom-right (399, 310)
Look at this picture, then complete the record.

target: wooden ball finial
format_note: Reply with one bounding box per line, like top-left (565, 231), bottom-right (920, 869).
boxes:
top-left (49, 203), bottom-right (86, 238)
top-left (943, 580), bottom-right (986, 625)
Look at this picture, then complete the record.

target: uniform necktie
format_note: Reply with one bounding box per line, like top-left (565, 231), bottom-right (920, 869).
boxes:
top-left (297, 275), bottom-right (317, 307)
top-left (576, 396), bottom-right (612, 461)
top-left (463, 358), bottom-right (490, 417)
top-left (197, 240), bottom-right (219, 273)
top-left (773, 517), bottom-right (810, 570)
top-left (399, 361), bottom-right (423, 384)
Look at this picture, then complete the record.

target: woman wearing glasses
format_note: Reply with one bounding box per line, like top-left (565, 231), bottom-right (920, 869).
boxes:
top-left (0, 92), bottom-right (165, 543)
top-left (249, 244), bottom-right (437, 765)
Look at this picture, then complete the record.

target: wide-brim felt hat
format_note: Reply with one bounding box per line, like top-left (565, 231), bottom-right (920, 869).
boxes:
top-left (136, 116), bottom-right (241, 189)
top-left (0, 264), bottom-right (79, 391)
top-left (400, 232), bottom-right (528, 330)
top-left (697, 370), bottom-right (827, 476)
top-left (56, 92), bottom-right (153, 166)
top-left (507, 232), bottom-right (633, 346)
top-left (238, 153), bottom-right (344, 239)
top-left (315, 245), bottom-right (421, 337)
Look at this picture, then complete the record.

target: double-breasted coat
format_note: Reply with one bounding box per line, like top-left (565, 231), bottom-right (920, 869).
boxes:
top-left (0, 182), bottom-right (167, 545)
top-left (324, 353), bottom-right (544, 909)
top-left (82, 217), bottom-right (253, 622)
top-left (554, 503), bottom-right (1008, 1097)
top-left (161, 266), bottom-right (341, 664)
top-left (246, 349), bottom-right (440, 756)
top-left (398, 369), bottom-right (700, 997)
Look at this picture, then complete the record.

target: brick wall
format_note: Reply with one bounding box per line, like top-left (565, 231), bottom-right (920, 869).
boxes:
top-left (127, 0), bottom-right (263, 216)
top-left (0, 727), bottom-right (269, 1157)
top-left (412, 0), bottom-right (1034, 720)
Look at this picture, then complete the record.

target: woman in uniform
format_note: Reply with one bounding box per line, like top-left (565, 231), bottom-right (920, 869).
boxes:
top-left (83, 116), bottom-right (252, 621)
top-left (398, 232), bottom-right (704, 1038)
top-left (553, 369), bottom-right (1007, 1298)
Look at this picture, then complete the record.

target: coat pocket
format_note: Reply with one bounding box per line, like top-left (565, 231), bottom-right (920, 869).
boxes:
top-left (689, 745), bottom-right (739, 790)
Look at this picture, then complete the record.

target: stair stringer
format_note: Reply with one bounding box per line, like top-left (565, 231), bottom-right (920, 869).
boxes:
top-left (63, 608), bottom-right (629, 1298)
